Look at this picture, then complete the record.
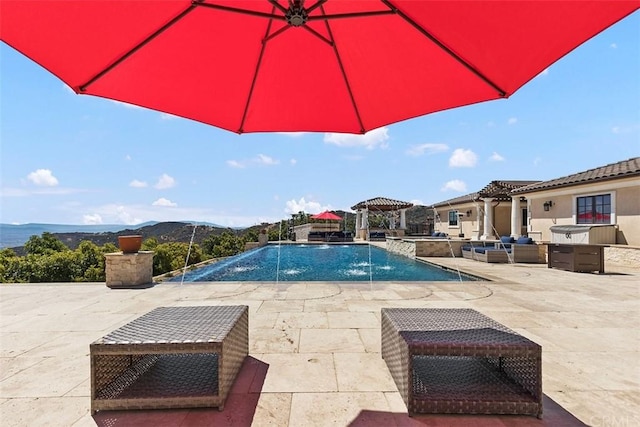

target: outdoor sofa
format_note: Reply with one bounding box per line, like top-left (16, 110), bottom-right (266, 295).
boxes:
top-left (429, 232), bottom-right (448, 239)
top-left (462, 236), bottom-right (541, 263)
top-left (307, 231), bottom-right (354, 242)
top-left (369, 231), bottom-right (386, 241)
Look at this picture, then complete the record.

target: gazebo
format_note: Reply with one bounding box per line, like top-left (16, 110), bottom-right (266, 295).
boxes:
top-left (351, 197), bottom-right (414, 240)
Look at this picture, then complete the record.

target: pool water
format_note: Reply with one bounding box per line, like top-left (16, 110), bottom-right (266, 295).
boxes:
top-left (172, 244), bottom-right (475, 282)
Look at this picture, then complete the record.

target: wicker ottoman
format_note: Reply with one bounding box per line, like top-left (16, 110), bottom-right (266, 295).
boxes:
top-left (381, 308), bottom-right (542, 418)
top-left (90, 305), bottom-right (248, 414)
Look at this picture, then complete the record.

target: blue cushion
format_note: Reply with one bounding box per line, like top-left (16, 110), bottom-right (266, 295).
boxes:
top-left (516, 236), bottom-right (533, 245)
top-left (500, 236), bottom-right (515, 244)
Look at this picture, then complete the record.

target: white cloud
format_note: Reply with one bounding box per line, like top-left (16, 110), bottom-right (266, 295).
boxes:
top-left (154, 173), bottom-right (176, 189)
top-left (449, 149), bottom-right (477, 168)
top-left (290, 158), bottom-right (297, 165)
top-left (508, 117), bottom-right (518, 125)
top-left (27, 169), bottom-right (59, 186)
top-left (256, 154), bottom-right (279, 166)
top-left (4, 186), bottom-right (86, 196)
top-left (129, 180), bottom-right (148, 188)
top-left (441, 180), bottom-right (467, 192)
top-left (110, 99), bottom-right (144, 109)
top-left (226, 160), bottom-right (244, 168)
top-left (125, 154), bottom-right (132, 161)
top-left (83, 214), bottom-right (103, 225)
top-left (115, 206), bottom-right (143, 225)
top-left (152, 198), bottom-right (177, 207)
top-left (227, 154), bottom-right (280, 168)
top-left (324, 127), bottom-right (389, 150)
top-left (489, 152), bottom-right (505, 162)
top-left (277, 132), bottom-right (307, 138)
top-left (405, 143), bottom-right (449, 157)
top-left (611, 124), bottom-right (639, 134)
top-left (610, 43), bottom-right (617, 49)
top-left (285, 197), bottom-right (328, 215)
top-left (410, 199), bottom-right (425, 206)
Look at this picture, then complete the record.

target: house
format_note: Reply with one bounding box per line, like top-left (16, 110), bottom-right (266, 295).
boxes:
top-left (512, 157), bottom-right (640, 246)
top-left (431, 181), bottom-right (540, 240)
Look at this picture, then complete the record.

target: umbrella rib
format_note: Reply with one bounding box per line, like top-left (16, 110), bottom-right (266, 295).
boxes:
top-left (320, 5), bottom-right (366, 134)
top-left (198, 2), bottom-right (284, 21)
top-left (306, 0), bottom-right (329, 14)
top-left (307, 10), bottom-right (395, 21)
top-left (302, 26), bottom-right (333, 46)
top-left (267, 0), bottom-right (289, 15)
top-left (238, 6), bottom-right (278, 133)
top-left (79, 4), bottom-right (199, 92)
top-left (381, 0), bottom-right (507, 97)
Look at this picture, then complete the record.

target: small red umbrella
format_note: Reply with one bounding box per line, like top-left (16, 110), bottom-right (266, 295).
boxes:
top-left (1, 1), bottom-right (638, 134)
top-left (311, 211), bottom-right (343, 221)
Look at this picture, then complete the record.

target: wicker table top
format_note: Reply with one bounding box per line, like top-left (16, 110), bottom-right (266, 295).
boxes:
top-left (93, 306), bottom-right (247, 345)
top-left (382, 308), bottom-right (539, 350)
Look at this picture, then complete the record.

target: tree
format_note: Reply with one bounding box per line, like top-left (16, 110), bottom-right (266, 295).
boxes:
top-left (201, 231), bottom-right (245, 258)
top-left (151, 242), bottom-right (204, 276)
top-left (24, 232), bottom-right (69, 255)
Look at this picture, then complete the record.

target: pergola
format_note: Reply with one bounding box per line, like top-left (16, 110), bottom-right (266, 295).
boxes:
top-left (351, 197), bottom-right (414, 240)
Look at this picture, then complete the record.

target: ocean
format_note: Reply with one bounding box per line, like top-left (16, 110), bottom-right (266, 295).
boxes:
top-left (0, 223), bottom-right (135, 248)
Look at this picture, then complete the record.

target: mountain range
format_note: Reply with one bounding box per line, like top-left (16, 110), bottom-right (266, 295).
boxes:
top-left (0, 206), bottom-right (433, 250)
top-left (0, 221), bottom-right (226, 249)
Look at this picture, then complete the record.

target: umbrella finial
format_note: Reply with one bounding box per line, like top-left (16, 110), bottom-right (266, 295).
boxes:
top-left (286, 0), bottom-right (308, 27)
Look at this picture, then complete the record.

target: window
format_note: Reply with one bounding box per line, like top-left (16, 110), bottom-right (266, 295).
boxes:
top-left (577, 194), bottom-right (611, 224)
top-left (448, 210), bottom-right (459, 227)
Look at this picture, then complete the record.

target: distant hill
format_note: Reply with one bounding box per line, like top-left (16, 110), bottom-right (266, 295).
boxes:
top-left (1, 207), bottom-right (433, 253)
top-left (0, 221), bottom-right (226, 249)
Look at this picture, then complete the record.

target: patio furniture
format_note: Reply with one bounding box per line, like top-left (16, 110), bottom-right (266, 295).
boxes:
top-left (369, 231), bottom-right (387, 241)
top-left (90, 305), bottom-right (249, 414)
top-left (547, 243), bottom-right (606, 273)
top-left (381, 308), bottom-right (543, 418)
top-left (461, 236), bottom-right (542, 263)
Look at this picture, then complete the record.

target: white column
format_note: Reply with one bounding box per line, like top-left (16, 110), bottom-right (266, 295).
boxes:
top-left (389, 211), bottom-right (396, 229)
top-left (510, 198), bottom-right (521, 238)
top-left (473, 207), bottom-right (483, 240)
top-left (355, 211), bottom-right (362, 231)
top-left (481, 198), bottom-right (496, 240)
top-left (400, 209), bottom-right (407, 229)
top-left (361, 209), bottom-right (368, 229)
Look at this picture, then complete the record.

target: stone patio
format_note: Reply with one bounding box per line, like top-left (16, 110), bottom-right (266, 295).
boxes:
top-left (1, 256), bottom-right (638, 426)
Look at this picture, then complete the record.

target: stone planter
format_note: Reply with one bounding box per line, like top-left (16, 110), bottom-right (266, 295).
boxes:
top-left (118, 235), bottom-right (142, 253)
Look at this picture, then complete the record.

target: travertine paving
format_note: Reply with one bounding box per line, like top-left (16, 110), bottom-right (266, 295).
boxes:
top-left (1, 257), bottom-right (638, 426)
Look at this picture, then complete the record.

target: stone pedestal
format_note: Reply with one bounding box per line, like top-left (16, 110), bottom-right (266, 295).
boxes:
top-left (258, 233), bottom-right (268, 246)
top-left (105, 251), bottom-right (154, 288)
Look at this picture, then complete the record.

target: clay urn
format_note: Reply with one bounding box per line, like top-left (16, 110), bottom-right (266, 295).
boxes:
top-left (118, 235), bottom-right (142, 253)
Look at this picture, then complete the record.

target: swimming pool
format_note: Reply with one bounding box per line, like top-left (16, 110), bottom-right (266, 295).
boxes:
top-left (171, 244), bottom-right (476, 282)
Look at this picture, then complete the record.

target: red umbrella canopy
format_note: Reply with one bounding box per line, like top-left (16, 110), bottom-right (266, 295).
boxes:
top-left (311, 211), bottom-right (343, 221)
top-left (1, 1), bottom-right (638, 134)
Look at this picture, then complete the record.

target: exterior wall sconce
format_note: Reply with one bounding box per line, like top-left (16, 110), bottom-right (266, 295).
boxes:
top-left (466, 210), bottom-right (472, 216)
top-left (543, 201), bottom-right (553, 211)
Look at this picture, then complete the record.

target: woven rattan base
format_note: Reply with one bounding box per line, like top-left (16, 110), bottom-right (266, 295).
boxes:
top-left (91, 306), bottom-right (248, 414)
top-left (382, 308), bottom-right (542, 418)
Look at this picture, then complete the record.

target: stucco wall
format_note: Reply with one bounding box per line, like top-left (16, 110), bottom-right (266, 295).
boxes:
top-left (293, 223), bottom-right (340, 240)
top-left (524, 177), bottom-right (640, 245)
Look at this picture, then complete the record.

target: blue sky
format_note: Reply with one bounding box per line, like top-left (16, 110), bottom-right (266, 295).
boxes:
top-left (1, 11), bottom-right (638, 228)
